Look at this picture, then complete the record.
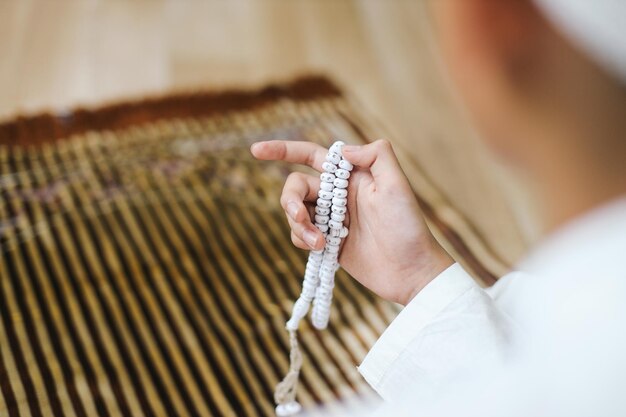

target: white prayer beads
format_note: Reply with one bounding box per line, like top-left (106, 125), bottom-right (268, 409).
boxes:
top-left (314, 215), bottom-right (329, 225)
top-left (275, 140), bottom-right (353, 416)
top-left (331, 212), bottom-right (345, 222)
top-left (321, 161), bottom-right (337, 173)
top-left (284, 141), bottom-right (351, 334)
top-left (319, 181), bottom-right (334, 192)
top-left (318, 190), bottom-right (334, 200)
top-left (335, 169), bottom-right (350, 180)
top-left (276, 402), bottom-right (302, 417)
top-left (333, 178), bottom-right (348, 189)
top-left (316, 223), bottom-right (329, 233)
top-left (320, 172), bottom-right (335, 183)
top-left (316, 198), bottom-right (331, 208)
top-left (326, 152), bottom-right (341, 165)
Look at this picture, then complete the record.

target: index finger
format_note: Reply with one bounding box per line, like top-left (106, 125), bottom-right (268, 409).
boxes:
top-left (250, 140), bottom-right (327, 171)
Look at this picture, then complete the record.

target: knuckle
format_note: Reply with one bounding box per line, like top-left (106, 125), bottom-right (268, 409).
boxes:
top-left (374, 138), bottom-right (392, 151)
top-left (285, 171), bottom-right (300, 182)
top-left (279, 192), bottom-right (289, 209)
top-left (291, 218), bottom-right (305, 233)
top-left (314, 145), bottom-right (327, 166)
top-left (281, 173), bottom-right (302, 201)
top-left (290, 232), bottom-right (304, 248)
top-left (280, 191), bottom-right (296, 210)
top-left (285, 171), bottom-right (305, 186)
top-left (276, 142), bottom-right (288, 160)
top-left (305, 149), bottom-right (317, 168)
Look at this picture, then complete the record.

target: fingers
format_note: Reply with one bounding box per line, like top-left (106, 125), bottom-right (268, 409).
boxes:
top-left (250, 140), bottom-right (327, 171)
top-left (342, 139), bottom-right (404, 184)
top-left (280, 172), bottom-right (325, 251)
top-left (289, 218), bottom-right (324, 251)
top-left (290, 232), bottom-right (309, 251)
top-left (280, 172), bottom-right (320, 222)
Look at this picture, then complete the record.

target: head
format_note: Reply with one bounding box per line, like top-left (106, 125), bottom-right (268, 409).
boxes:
top-left (429, 0), bottom-right (626, 229)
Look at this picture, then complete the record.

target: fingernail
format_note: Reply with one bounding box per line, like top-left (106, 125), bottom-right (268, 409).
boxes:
top-left (343, 145), bottom-right (360, 153)
top-left (287, 202), bottom-right (299, 220)
top-left (251, 142), bottom-right (264, 151)
top-left (303, 230), bottom-right (319, 249)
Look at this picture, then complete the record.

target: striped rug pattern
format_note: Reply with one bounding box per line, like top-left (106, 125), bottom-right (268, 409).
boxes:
top-left (0, 77), bottom-right (504, 417)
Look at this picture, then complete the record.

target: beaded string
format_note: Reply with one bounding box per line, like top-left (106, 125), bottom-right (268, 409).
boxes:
top-left (274, 141), bottom-right (353, 416)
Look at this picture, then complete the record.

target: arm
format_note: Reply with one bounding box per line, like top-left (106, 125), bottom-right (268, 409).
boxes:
top-left (250, 139), bottom-right (520, 405)
top-left (365, 266), bottom-right (626, 417)
top-left (360, 264), bottom-right (521, 402)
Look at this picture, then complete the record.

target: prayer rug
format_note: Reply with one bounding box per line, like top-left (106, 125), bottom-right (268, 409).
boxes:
top-left (0, 76), bottom-right (508, 417)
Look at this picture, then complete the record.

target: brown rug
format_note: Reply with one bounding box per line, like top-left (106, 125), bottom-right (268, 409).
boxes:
top-left (0, 76), bottom-right (507, 417)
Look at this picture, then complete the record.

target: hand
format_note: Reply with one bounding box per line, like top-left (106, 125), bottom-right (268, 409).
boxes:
top-left (250, 139), bottom-right (454, 305)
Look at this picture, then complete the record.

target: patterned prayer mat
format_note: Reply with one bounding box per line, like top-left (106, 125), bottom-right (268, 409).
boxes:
top-left (0, 76), bottom-right (508, 417)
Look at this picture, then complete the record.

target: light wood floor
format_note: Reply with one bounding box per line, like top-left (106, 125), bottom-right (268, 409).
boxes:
top-left (0, 0), bottom-right (537, 265)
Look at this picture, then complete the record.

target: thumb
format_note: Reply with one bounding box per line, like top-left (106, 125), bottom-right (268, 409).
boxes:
top-left (342, 139), bottom-right (403, 182)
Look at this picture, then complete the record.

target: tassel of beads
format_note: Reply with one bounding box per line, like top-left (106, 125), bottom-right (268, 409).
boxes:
top-left (274, 141), bottom-right (353, 416)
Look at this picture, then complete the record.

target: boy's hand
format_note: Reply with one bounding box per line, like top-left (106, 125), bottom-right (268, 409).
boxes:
top-left (251, 139), bottom-right (454, 305)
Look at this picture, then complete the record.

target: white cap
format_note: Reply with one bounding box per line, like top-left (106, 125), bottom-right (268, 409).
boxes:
top-left (533, 0), bottom-right (626, 84)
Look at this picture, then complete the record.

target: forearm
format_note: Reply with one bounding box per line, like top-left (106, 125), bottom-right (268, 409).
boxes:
top-left (359, 264), bottom-right (519, 402)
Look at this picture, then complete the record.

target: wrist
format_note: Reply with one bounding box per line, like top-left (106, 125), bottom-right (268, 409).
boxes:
top-left (399, 245), bottom-right (454, 306)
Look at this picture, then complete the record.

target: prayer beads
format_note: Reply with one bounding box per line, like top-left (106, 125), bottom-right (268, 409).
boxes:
top-left (275, 141), bottom-right (353, 416)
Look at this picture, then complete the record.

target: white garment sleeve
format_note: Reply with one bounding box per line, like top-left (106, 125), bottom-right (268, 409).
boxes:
top-left (358, 263), bottom-right (518, 403)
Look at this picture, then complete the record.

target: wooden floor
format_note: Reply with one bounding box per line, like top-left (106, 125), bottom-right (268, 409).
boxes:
top-left (0, 0), bottom-right (537, 266)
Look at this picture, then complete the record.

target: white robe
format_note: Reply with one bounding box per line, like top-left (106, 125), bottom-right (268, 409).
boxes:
top-left (354, 197), bottom-right (626, 416)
